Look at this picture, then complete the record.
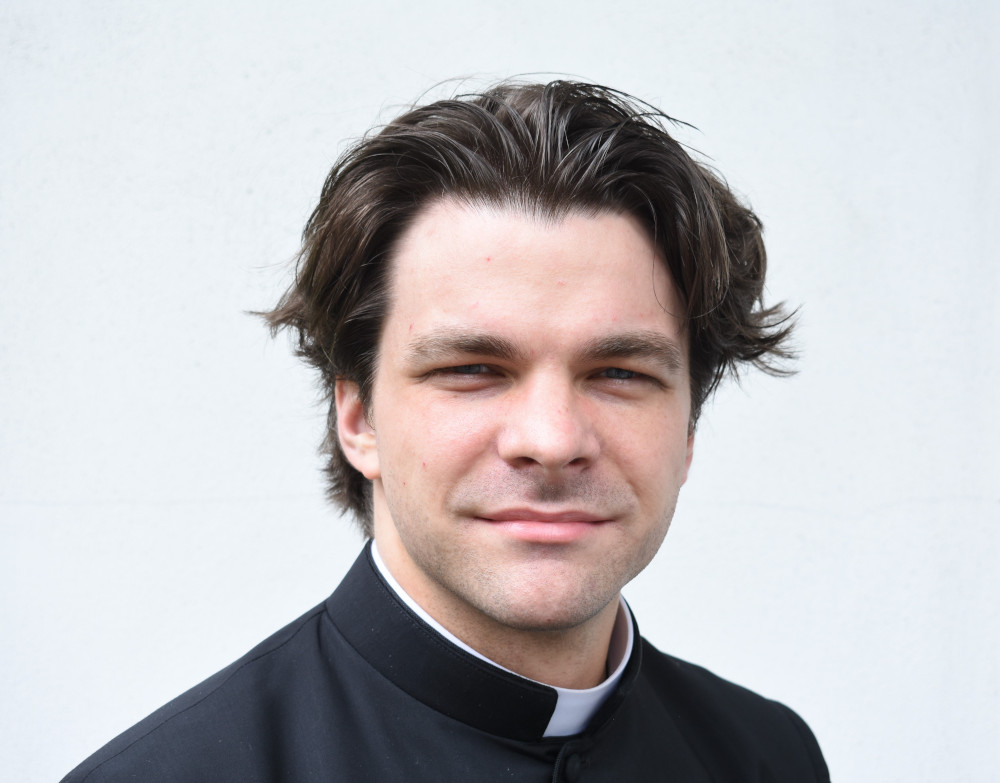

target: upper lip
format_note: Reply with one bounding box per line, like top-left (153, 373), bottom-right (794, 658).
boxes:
top-left (479, 508), bottom-right (608, 524)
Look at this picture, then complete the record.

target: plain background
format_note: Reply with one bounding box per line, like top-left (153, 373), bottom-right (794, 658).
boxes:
top-left (2, 1), bottom-right (997, 780)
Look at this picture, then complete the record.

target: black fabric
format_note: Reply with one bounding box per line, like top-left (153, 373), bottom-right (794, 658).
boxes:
top-left (62, 545), bottom-right (830, 782)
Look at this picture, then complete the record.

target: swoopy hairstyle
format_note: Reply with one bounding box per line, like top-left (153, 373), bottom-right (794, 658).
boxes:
top-left (265, 80), bottom-right (794, 534)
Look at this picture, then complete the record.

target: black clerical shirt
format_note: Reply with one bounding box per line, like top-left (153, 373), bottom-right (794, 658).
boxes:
top-left (62, 543), bottom-right (829, 782)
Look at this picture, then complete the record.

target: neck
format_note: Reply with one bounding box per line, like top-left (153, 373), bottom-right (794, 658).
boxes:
top-left (446, 598), bottom-right (619, 689)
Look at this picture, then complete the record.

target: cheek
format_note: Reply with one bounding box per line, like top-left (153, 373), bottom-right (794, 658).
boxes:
top-left (613, 416), bottom-right (690, 484)
top-left (379, 397), bottom-right (496, 481)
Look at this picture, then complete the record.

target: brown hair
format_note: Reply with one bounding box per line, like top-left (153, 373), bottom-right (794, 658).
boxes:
top-left (266, 80), bottom-right (794, 534)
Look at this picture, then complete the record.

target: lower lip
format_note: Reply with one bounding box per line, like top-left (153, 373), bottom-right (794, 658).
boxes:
top-left (482, 519), bottom-right (607, 544)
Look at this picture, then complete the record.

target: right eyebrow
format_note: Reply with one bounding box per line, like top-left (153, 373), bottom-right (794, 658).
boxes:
top-left (404, 329), bottom-right (524, 365)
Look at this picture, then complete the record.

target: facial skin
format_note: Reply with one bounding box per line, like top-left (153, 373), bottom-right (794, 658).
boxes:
top-left (336, 199), bottom-right (694, 688)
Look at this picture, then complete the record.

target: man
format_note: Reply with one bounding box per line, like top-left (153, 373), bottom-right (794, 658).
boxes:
top-left (64, 80), bottom-right (829, 782)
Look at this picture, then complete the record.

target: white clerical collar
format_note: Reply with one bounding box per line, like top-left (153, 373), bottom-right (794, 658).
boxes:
top-left (370, 540), bottom-right (634, 737)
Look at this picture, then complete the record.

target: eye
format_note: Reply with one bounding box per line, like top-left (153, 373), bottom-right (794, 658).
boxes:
top-left (600, 367), bottom-right (639, 381)
top-left (426, 364), bottom-right (500, 384)
top-left (445, 364), bottom-right (492, 375)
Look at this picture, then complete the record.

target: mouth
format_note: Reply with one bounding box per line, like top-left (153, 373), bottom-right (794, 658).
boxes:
top-left (476, 509), bottom-right (611, 544)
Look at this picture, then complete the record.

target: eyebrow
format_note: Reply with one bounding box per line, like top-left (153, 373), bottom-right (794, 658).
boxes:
top-left (405, 328), bottom-right (685, 372)
top-left (580, 331), bottom-right (686, 372)
top-left (405, 329), bottom-right (523, 364)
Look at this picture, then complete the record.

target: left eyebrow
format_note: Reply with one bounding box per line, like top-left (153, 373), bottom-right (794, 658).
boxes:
top-left (580, 331), bottom-right (686, 373)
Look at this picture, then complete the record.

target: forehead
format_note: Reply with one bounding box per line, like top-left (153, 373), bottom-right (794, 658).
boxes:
top-left (381, 199), bottom-right (686, 356)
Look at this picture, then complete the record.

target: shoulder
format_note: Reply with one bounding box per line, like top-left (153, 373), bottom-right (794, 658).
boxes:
top-left (60, 602), bottom-right (329, 783)
top-left (636, 638), bottom-right (830, 782)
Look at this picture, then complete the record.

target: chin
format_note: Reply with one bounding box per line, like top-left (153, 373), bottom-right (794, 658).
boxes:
top-left (470, 576), bottom-right (621, 633)
top-left (492, 608), bottom-right (608, 634)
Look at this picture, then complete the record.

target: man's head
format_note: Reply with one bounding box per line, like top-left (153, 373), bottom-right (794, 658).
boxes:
top-left (267, 80), bottom-right (793, 536)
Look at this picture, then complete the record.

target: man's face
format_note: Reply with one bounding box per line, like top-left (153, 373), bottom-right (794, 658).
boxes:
top-left (337, 199), bottom-right (693, 637)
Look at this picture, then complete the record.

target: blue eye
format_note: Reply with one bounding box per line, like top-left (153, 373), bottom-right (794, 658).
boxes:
top-left (602, 368), bottom-right (638, 380)
top-left (449, 364), bottom-right (491, 375)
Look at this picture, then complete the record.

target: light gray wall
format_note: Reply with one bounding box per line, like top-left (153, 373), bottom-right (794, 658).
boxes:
top-left (3, 1), bottom-right (997, 780)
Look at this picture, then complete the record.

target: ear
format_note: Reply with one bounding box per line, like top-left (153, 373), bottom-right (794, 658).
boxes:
top-left (681, 425), bottom-right (695, 485)
top-left (335, 379), bottom-right (380, 480)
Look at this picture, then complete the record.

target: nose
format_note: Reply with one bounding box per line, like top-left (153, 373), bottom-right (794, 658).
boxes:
top-left (496, 374), bottom-right (600, 473)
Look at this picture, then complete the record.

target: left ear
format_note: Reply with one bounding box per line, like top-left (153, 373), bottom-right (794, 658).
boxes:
top-left (681, 426), bottom-right (695, 485)
top-left (335, 379), bottom-right (380, 480)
